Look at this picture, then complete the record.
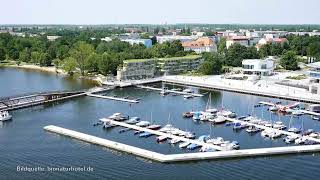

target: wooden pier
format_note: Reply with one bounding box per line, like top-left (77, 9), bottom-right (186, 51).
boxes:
top-left (136, 85), bottom-right (204, 97)
top-left (44, 125), bottom-right (320, 163)
top-left (87, 93), bottom-right (139, 103)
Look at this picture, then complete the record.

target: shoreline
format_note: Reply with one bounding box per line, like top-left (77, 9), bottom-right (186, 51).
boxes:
top-left (1, 63), bottom-right (105, 86)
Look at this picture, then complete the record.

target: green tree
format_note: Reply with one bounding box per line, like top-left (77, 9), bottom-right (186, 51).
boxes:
top-left (0, 47), bottom-right (5, 61)
top-left (62, 57), bottom-right (77, 75)
top-left (259, 44), bottom-right (271, 58)
top-left (225, 43), bottom-right (247, 66)
top-left (198, 53), bottom-right (223, 75)
top-left (280, 51), bottom-right (299, 70)
top-left (19, 48), bottom-right (31, 62)
top-left (69, 41), bottom-right (94, 75)
top-left (217, 37), bottom-right (226, 54)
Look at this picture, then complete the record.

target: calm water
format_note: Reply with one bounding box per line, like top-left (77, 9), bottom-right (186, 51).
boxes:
top-left (1, 67), bottom-right (320, 180)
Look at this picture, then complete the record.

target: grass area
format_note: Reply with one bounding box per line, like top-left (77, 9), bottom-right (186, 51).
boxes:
top-left (286, 74), bottom-right (307, 80)
top-left (124, 59), bottom-right (155, 63)
top-left (158, 55), bottom-right (202, 61)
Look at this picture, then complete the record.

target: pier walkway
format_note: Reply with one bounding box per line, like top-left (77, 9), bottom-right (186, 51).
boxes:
top-left (44, 125), bottom-right (320, 163)
top-left (100, 118), bottom-right (224, 151)
top-left (87, 93), bottom-right (139, 103)
top-left (136, 85), bottom-right (204, 97)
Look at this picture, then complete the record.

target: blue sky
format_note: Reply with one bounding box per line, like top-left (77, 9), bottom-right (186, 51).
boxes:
top-left (2, 0), bottom-right (320, 24)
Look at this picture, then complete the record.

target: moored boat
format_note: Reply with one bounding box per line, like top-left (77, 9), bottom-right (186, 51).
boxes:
top-left (0, 111), bottom-right (12, 121)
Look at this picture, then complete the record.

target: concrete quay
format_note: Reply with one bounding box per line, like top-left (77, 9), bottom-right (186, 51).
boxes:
top-left (136, 85), bottom-right (203, 97)
top-left (44, 125), bottom-right (320, 163)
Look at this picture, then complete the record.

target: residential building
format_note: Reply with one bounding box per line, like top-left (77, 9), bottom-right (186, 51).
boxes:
top-left (121, 38), bottom-right (152, 48)
top-left (156, 35), bottom-right (198, 44)
top-left (242, 59), bottom-right (275, 76)
top-left (256, 37), bottom-right (288, 50)
top-left (226, 36), bottom-right (251, 49)
top-left (181, 37), bottom-right (217, 53)
top-left (306, 62), bottom-right (320, 94)
top-left (117, 59), bottom-right (156, 81)
top-left (47, 35), bottom-right (61, 41)
top-left (157, 55), bottom-right (203, 74)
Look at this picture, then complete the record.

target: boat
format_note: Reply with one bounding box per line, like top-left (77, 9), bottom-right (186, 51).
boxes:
top-left (183, 88), bottom-right (194, 93)
top-left (313, 116), bottom-right (320, 120)
top-left (119, 128), bottom-right (131, 133)
top-left (183, 112), bottom-right (193, 118)
top-left (207, 137), bottom-right (224, 145)
top-left (261, 129), bottom-right (272, 138)
top-left (309, 132), bottom-right (320, 138)
top-left (187, 143), bottom-right (201, 150)
top-left (292, 109), bottom-right (304, 116)
top-left (126, 117), bottom-right (140, 124)
top-left (134, 130), bottom-right (143, 135)
top-left (156, 135), bottom-right (168, 142)
top-left (159, 124), bottom-right (175, 133)
top-left (217, 110), bottom-right (236, 118)
top-left (169, 138), bottom-right (181, 144)
top-left (179, 142), bottom-right (191, 148)
top-left (283, 135), bottom-right (299, 144)
top-left (233, 122), bottom-right (247, 130)
top-left (0, 111), bottom-right (12, 121)
top-left (135, 121), bottom-right (150, 127)
top-left (103, 122), bottom-right (116, 129)
top-left (273, 121), bottom-right (286, 130)
top-left (200, 112), bottom-right (214, 121)
top-left (160, 89), bottom-right (169, 96)
top-left (192, 112), bottom-right (201, 120)
top-left (206, 108), bottom-right (218, 114)
top-left (288, 127), bottom-right (301, 133)
top-left (199, 146), bottom-right (215, 152)
top-left (185, 132), bottom-right (196, 139)
top-left (246, 126), bottom-right (261, 133)
top-left (221, 141), bottom-right (240, 150)
top-left (303, 129), bottom-right (314, 136)
top-left (268, 106), bottom-right (279, 111)
top-left (269, 131), bottom-right (282, 139)
top-left (295, 136), bottom-right (307, 144)
top-left (139, 132), bottom-right (153, 138)
top-left (108, 113), bottom-right (127, 121)
top-left (184, 94), bottom-right (194, 99)
top-left (210, 115), bottom-right (226, 124)
top-left (146, 124), bottom-right (162, 130)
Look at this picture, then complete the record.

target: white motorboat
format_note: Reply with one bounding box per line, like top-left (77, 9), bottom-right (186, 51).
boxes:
top-left (269, 131), bottom-right (282, 139)
top-left (185, 132), bottom-right (196, 139)
top-left (295, 136), bottom-right (307, 144)
top-left (183, 88), bottom-right (194, 93)
top-left (207, 137), bottom-right (224, 145)
top-left (156, 135), bottom-right (168, 142)
top-left (288, 127), bottom-right (301, 133)
top-left (135, 121), bottom-right (150, 127)
top-left (210, 115), bottom-right (226, 124)
top-left (206, 108), bottom-right (218, 114)
top-left (246, 126), bottom-right (261, 133)
top-left (292, 109), bottom-right (304, 116)
top-left (200, 112), bottom-right (214, 121)
top-left (0, 111), bottom-right (12, 121)
top-left (159, 124), bottom-right (175, 133)
top-left (273, 121), bottom-right (286, 130)
top-left (309, 132), bottom-right (320, 138)
top-left (268, 106), bottom-right (279, 111)
top-left (184, 94), bottom-right (194, 99)
top-left (179, 142), bottom-right (191, 148)
top-left (169, 138), bottom-right (181, 144)
top-left (284, 135), bottom-right (299, 144)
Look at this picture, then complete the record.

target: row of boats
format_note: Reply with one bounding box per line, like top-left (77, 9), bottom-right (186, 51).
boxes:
top-left (100, 113), bottom-right (240, 152)
top-left (159, 87), bottom-right (196, 99)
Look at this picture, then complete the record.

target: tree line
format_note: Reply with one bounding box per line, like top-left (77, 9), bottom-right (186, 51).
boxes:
top-left (0, 32), bottom-right (193, 75)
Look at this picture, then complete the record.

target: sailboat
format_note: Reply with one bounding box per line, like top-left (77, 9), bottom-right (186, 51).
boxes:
top-left (287, 115), bottom-right (301, 133)
top-left (205, 93), bottom-right (218, 114)
top-left (146, 112), bottom-right (161, 130)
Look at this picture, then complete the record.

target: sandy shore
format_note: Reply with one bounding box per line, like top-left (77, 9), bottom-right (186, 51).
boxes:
top-left (2, 63), bottom-right (105, 85)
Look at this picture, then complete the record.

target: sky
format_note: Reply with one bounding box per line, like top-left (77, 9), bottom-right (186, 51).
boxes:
top-left (2, 0), bottom-right (320, 24)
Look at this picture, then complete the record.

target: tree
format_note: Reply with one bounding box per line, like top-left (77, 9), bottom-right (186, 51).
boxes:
top-left (19, 48), bottom-right (31, 62)
top-left (225, 43), bottom-right (248, 66)
top-left (280, 51), bottom-right (299, 70)
top-left (0, 47), bottom-right (5, 61)
top-left (52, 58), bottom-right (61, 68)
top-left (98, 53), bottom-right (117, 75)
top-left (259, 44), bottom-right (271, 58)
top-left (198, 53), bottom-right (223, 75)
top-left (62, 57), bottom-right (77, 75)
top-left (217, 37), bottom-right (226, 54)
top-left (69, 41), bottom-right (94, 75)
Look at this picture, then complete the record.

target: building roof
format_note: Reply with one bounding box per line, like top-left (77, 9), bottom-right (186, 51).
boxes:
top-left (227, 36), bottom-right (250, 41)
top-left (181, 37), bottom-right (215, 47)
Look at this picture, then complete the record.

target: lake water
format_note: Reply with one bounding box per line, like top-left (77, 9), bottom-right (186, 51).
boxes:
top-left (1, 67), bottom-right (320, 180)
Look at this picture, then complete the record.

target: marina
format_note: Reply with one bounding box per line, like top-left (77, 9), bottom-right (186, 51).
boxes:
top-left (44, 125), bottom-right (320, 163)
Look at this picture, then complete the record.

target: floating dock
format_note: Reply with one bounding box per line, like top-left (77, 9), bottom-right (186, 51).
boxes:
top-left (44, 125), bottom-right (320, 163)
top-left (87, 93), bottom-right (139, 103)
top-left (136, 85), bottom-right (203, 97)
top-left (162, 78), bottom-right (320, 104)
